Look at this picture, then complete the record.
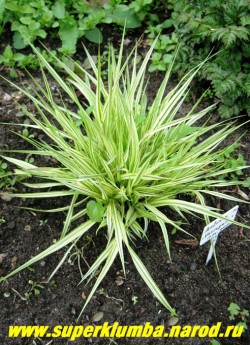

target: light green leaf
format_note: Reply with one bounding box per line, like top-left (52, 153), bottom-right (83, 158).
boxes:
top-left (59, 19), bottom-right (78, 53)
top-left (228, 302), bottom-right (240, 317)
top-left (37, 29), bottom-right (47, 39)
top-left (20, 17), bottom-right (32, 25)
top-left (112, 6), bottom-right (141, 28)
top-left (51, 0), bottom-right (65, 19)
top-left (52, 21), bottom-right (59, 28)
top-left (237, 321), bottom-right (248, 330)
top-left (1, 162), bottom-right (7, 169)
top-left (161, 19), bottom-right (174, 29)
top-left (10, 68), bottom-right (18, 78)
top-left (4, 2), bottom-right (21, 11)
top-left (152, 52), bottom-right (162, 60)
top-left (0, 0), bottom-right (5, 21)
top-left (135, 114), bottom-right (146, 125)
top-left (13, 31), bottom-right (26, 49)
top-left (43, 10), bottom-right (53, 22)
top-left (86, 200), bottom-right (104, 222)
top-left (166, 125), bottom-right (201, 139)
top-left (84, 28), bottom-right (103, 44)
top-left (211, 340), bottom-right (221, 345)
top-left (3, 45), bottom-right (13, 60)
top-left (163, 54), bottom-right (173, 64)
top-left (241, 16), bottom-right (250, 26)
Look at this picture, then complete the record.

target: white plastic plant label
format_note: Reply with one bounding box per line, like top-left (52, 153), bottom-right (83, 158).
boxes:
top-left (200, 205), bottom-right (239, 264)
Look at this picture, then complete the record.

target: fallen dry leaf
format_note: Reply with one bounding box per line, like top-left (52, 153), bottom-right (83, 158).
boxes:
top-left (174, 239), bottom-right (199, 246)
top-left (115, 276), bottom-right (124, 286)
top-left (0, 253), bottom-right (8, 264)
top-left (236, 186), bottom-right (249, 200)
top-left (2, 93), bottom-right (12, 104)
top-left (1, 193), bottom-right (13, 202)
top-left (92, 311), bottom-right (104, 322)
top-left (11, 256), bottom-right (17, 269)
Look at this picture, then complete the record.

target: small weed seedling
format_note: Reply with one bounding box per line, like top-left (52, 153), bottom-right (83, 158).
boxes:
top-left (131, 295), bottom-right (139, 305)
top-left (25, 279), bottom-right (44, 298)
top-left (11, 280), bottom-right (44, 301)
top-left (0, 160), bottom-right (14, 189)
top-left (0, 217), bottom-right (6, 225)
top-left (228, 302), bottom-right (249, 331)
top-left (216, 144), bottom-right (248, 182)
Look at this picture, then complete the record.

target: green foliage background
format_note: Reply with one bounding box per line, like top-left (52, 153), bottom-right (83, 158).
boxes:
top-left (165, 0), bottom-right (250, 118)
top-left (0, 0), bottom-right (155, 51)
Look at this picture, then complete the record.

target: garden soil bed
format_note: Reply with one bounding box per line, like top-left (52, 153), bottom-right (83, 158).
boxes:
top-left (0, 33), bottom-right (250, 345)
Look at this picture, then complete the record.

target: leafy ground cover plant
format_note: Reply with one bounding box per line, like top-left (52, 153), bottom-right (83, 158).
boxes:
top-left (0, 159), bottom-right (17, 189)
top-left (0, 44), bottom-right (57, 78)
top-left (0, 37), bottom-right (249, 318)
top-left (0, 0), bottom-right (158, 52)
top-left (0, 0), bottom-right (161, 77)
top-left (215, 143), bottom-right (249, 182)
top-left (150, 0), bottom-right (250, 118)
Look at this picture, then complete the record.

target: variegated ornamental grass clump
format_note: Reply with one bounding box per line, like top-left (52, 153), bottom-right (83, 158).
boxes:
top-left (0, 38), bottom-right (248, 318)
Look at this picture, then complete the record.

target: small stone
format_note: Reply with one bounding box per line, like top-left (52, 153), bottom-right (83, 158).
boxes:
top-left (124, 38), bottom-right (131, 46)
top-left (190, 262), bottom-right (197, 271)
top-left (51, 83), bottom-right (57, 91)
top-left (115, 276), bottom-right (124, 286)
top-left (24, 225), bottom-right (31, 231)
top-left (179, 262), bottom-right (187, 272)
top-left (7, 221), bottom-right (15, 229)
top-left (92, 311), bottom-right (104, 323)
top-left (168, 316), bottom-right (179, 326)
top-left (3, 93), bottom-right (12, 103)
top-left (1, 193), bottom-right (13, 202)
top-left (0, 253), bottom-right (7, 264)
top-left (40, 261), bottom-right (46, 267)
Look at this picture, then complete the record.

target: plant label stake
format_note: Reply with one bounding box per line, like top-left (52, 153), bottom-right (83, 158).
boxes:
top-left (200, 205), bottom-right (239, 264)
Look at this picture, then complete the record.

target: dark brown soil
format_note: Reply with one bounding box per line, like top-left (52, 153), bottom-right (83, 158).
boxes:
top-left (0, 32), bottom-right (250, 345)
